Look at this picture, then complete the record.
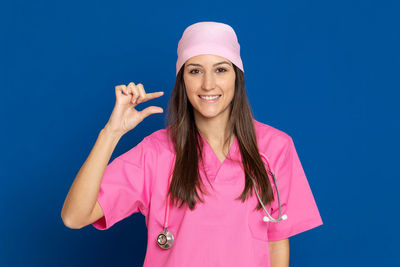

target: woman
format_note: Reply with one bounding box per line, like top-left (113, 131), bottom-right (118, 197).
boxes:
top-left (61, 21), bottom-right (323, 267)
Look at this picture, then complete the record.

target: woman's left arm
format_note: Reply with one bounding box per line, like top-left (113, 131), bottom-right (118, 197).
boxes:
top-left (268, 238), bottom-right (290, 267)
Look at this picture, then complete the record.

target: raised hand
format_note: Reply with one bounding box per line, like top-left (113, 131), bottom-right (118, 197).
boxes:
top-left (104, 82), bottom-right (164, 137)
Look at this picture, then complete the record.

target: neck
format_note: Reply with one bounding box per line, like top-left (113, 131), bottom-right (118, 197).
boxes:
top-left (194, 109), bottom-right (231, 145)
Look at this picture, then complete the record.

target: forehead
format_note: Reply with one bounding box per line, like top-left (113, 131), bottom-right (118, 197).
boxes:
top-left (185, 54), bottom-right (232, 66)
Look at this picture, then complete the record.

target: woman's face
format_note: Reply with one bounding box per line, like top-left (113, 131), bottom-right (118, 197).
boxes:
top-left (183, 54), bottom-right (236, 121)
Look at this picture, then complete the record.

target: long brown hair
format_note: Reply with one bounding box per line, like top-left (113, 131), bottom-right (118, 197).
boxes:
top-left (165, 63), bottom-right (275, 211)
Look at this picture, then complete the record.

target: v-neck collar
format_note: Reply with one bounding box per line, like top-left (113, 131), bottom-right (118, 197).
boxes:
top-left (199, 133), bottom-right (238, 164)
top-left (198, 133), bottom-right (239, 183)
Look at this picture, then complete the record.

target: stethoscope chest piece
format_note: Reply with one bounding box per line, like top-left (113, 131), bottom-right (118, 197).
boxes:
top-left (157, 228), bottom-right (174, 249)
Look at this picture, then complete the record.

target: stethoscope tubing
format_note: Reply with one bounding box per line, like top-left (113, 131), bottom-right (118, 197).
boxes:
top-left (253, 152), bottom-right (287, 222)
top-left (157, 150), bottom-right (287, 249)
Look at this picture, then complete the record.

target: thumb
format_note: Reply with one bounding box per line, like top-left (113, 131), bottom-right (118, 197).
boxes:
top-left (139, 106), bottom-right (164, 120)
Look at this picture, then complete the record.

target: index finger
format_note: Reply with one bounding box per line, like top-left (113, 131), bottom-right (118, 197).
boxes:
top-left (142, 91), bottom-right (164, 102)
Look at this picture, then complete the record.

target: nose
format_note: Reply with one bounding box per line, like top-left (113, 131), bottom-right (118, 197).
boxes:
top-left (201, 71), bottom-right (216, 91)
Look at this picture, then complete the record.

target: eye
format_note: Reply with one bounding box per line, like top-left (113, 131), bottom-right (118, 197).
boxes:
top-left (189, 69), bottom-right (200, 74)
top-left (217, 68), bottom-right (227, 73)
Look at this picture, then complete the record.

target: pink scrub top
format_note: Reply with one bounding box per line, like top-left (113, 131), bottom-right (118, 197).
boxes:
top-left (92, 119), bottom-right (323, 267)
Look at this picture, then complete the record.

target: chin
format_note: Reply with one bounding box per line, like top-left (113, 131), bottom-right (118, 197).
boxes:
top-left (196, 110), bottom-right (223, 119)
top-left (201, 114), bottom-right (219, 119)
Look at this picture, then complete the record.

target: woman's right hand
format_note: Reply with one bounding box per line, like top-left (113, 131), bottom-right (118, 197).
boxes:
top-left (104, 82), bottom-right (164, 137)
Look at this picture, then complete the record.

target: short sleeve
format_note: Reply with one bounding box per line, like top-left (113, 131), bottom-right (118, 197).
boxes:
top-left (91, 137), bottom-right (153, 230)
top-left (267, 137), bottom-right (323, 241)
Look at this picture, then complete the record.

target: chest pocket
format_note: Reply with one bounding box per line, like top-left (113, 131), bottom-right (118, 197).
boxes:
top-left (247, 194), bottom-right (271, 242)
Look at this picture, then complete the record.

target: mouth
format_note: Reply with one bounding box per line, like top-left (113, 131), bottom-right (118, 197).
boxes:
top-left (198, 94), bottom-right (221, 101)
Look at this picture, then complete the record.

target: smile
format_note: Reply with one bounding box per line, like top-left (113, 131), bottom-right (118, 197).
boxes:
top-left (198, 95), bottom-right (221, 101)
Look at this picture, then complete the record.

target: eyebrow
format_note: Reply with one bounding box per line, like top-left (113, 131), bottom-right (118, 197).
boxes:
top-left (185, 61), bottom-right (232, 68)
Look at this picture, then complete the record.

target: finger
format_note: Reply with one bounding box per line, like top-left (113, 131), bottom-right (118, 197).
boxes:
top-left (127, 82), bottom-right (139, 105)
top-left (136, 83), bottom-right (146, 104)
top-left (139, 106), bottom-right (164, 120)
top-left (142, 91), bottom-right (165, 103)
top-left (115, 85), bottom-right (128, 98)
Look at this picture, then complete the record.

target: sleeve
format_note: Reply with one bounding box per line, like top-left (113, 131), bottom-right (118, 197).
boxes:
top-left (91, 137), bottom-right (154, 230)
top-left (267, 136), bottom-right (323, 241)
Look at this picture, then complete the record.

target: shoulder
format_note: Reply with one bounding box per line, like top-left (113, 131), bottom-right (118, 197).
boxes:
top-left (253, 118), bottom-right (292, 144)
top-left (118, 127), bottom-right (172, 164)
top-left (252, 118), bottom-right (293, 154)
top-left (143, 127), bottom-right (174, 152)
top-left (124, 127), bottom-right (174, 158)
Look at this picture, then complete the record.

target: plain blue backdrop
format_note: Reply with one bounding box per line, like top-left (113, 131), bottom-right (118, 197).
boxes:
top-left (1, 0), bottom-right (399, 266)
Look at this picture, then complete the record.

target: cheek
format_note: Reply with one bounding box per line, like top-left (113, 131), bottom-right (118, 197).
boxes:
top-left (221, 75), bottom-right (235, 95)
top-left (184, 86), bottom-right (198, 105)
top-left (184, 86), bottom-right (196, 99)
top-left (184, 77), bottom-right (197, 94)
top-left (224, 82), bottom-right (235, 98)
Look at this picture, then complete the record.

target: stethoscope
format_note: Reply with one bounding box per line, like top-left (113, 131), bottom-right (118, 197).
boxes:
top-left (156, 151), bottom-right (288, 249)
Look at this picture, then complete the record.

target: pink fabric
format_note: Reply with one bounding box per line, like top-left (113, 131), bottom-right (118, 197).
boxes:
top-left (92, 119), bottom-right (323, 267)
top-left (176, 21), bottom-right (244, 76)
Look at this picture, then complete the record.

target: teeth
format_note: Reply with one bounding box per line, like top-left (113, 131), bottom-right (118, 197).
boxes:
top-left (200, 95), bottom-right (220, 100)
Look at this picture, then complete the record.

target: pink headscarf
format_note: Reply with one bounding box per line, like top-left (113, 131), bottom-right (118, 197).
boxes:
top-left (176, 21), bottom-right (244, 76)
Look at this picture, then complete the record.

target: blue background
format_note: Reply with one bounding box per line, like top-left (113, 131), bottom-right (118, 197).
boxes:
top-left (1, 0), bottom-right (399, 266)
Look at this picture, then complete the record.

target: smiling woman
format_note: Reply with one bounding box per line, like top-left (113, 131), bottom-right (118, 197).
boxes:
top-left (62, 21), bottom-right (322, 267)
